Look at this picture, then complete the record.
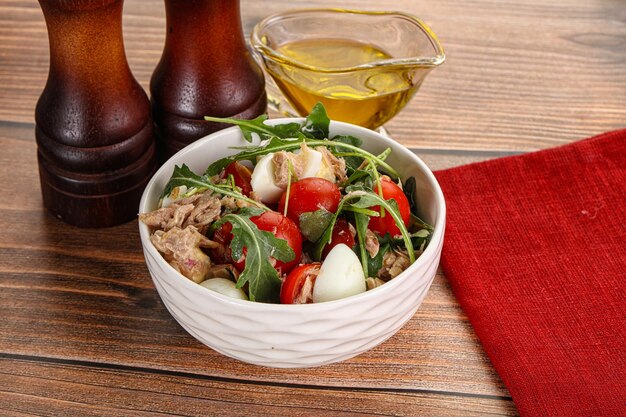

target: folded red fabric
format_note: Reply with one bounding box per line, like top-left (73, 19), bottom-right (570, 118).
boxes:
top-left (434, 129), bottom-right (626, 417)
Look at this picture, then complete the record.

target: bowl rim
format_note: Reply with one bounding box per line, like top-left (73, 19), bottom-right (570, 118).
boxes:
top-left (250, 8), bottom-right (446, 73)
top-left (139, 118), bottom-right (446, 311)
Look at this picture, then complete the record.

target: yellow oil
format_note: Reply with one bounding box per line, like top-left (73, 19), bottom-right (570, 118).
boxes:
top-left (268, 39), bottom-right (419, 129)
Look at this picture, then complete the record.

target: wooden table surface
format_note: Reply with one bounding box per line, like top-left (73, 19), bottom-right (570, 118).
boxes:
top-left (1, 0), bottom-right (624, 415)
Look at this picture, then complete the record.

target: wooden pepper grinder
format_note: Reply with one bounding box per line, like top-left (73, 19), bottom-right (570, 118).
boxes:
top-left (150, 0), bottom-right (267, 160)
top-left (36, 0), bottom-right (157, 227)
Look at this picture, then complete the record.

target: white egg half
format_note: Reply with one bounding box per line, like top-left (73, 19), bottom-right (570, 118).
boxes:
top-left (294, 147), bottom-right (335, 182)
top-left (295, 147), bottom-right (323, 179)
top-left (315, 158), bottom-right (336, 182)
top-left (250, 152), bottom-right (285, 203)
top-left (200, 278), bottom-right (248, 301)
top-left (312, 244), bottom-right (366, 303)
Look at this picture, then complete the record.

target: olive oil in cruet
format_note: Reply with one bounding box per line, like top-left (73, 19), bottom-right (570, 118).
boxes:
top-left (267, 38), bottom-right (420, 130)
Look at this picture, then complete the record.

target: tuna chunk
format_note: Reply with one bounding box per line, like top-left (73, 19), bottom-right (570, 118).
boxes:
top-left (150, 226), bottom-right (219, 283)
top-left (139, 190), bottom-right (221, 234)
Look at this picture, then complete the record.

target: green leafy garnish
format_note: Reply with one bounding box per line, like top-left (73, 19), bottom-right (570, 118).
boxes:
top-left (401, 176), bottom-right (434, 233)
top-left (203, 102), bottom-right (329, 143)
top-left (299, 209), bottom-right (334, 242)
top-left (366, 243), bottom-right (390, 277)
top-left (202, 103), bottom-right (398, 180)
top-left (329, 135), bottom-right (364, 171)
top-left (160, 164), bottom-right (268, 210)
top-left (310, 186), bottom-right (415, 264)
top-left (409, 229), bottom-right (432, 252)
top-left (160, 164), bottom-right (205, 199)
top-left (410, 213), bottom-right (434, 233)
top-left (150, 103), bottom-right (437, 304)
top-left (205, 137), bottom-right (398, 179)
top-left (353, 212), bottom-right (371, 277)
top-left (214, 213), bottom-right (295, 303)
top-left (301, 102), bottom-right (330, 139)
top-left (403, 176), bottom-right (419, 215)
top-left (203, 114), bottom-right (302, 143)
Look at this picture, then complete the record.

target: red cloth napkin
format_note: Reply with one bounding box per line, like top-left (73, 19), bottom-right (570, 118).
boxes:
top-left (434, 129), bottom-right (626, 417)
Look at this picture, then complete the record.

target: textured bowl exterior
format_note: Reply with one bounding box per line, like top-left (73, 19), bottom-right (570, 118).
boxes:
top-left (139, 120), bottom-right (446, 368)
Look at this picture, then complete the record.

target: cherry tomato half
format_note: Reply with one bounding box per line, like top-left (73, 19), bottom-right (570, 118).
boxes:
top-left (250, 211), bottom-right (302, 275)
top-left (321, 218), bottom-right (356, 259)
top-left (212, 211), bottom-right (303, 276)
top-left (281, 263), bottom-right (321, 304)
top-left (278, 177), bottom-right (341, 226)
top-left (222, 161), bottom-right (253, 196)
top-left (367, 176), bottom-right (411, 237)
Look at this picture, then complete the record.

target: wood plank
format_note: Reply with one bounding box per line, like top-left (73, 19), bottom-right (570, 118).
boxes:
top-left (0, 357), bottom-right (518, 416)
top-left (8, 1), bottom-right (620, 415)
top-left (0, 0), bottom-right (623, 151)
top-left (0, 262), bottom-right (505, 395)
top-left (0, 123), bottom-right (510, 398)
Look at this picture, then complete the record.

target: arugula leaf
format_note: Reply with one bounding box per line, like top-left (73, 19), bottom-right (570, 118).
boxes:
top-left (310, 187), bottom-right (414, 263)
top-left (299, 209), bottom-right (334, 242)
top-left (403, 176), bottom-right (418, 215)
top-left (206, 137), bottom-right (399, 180)
top-left (271, 122), bottom-right (304, 138)
top-left (410, 229), bottom-right (432, 252)
top-left (204, 104), bottom-right (400, 182)
top-left (342, 206), bottom-right (380, 217)
top-left (341, 148), bottom-right (393, 188)
top-left (400, 177), bottom-right (435, 234)
top-left (161, 164), bottom-right (268, 209)
top-left (160, 164), bottom-right (205, 199)
top-left (309, 210), bottom-right (341, 261)
top-left (330, 135), bottom-right (363, 171)
top-left (410, 213), bottom-right (434, 233)
top-left (381, 228), bottom-right (432, 253)
top-left (346, 169), bottom-right (374, 188)
top-left (204, 158), bottom-right (234, 178)
top-left (214, 214), bottom-right (295, 303)
top-left (233, 206), bottom-right (265, 218)
top-left (205, 103), bottom-right (328, 142)
top-left (343, 187), bottom-right (385, 209)
top-left (331, 134), bottom-right (362, 147)
top-left (204, 114), bottom-right (302, 143)
top-left (353, 212), bottom-right (370, 277)
top-left (301, 102), bottom-right (330, 139)
top-left (366, 243), bottom-right (390, 278)
top-left (203, 114), bottom-right (270, 142)
top-left (205, 137), bottom-right (301, 176)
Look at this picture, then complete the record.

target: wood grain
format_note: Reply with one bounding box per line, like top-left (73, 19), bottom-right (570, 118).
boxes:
top-left (0, 122), bottom-right (516, 414)
top-left (2, 0), bottom-right (623, 415)
top-left (0, 124), bottom-right (506, 394)
top-left (0, 0), bottom-right (624, 152)
top-left (0, 358), bottom-right (517, 416)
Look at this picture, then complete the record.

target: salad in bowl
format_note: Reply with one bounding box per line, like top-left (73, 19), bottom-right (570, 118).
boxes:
top-left (137, 103), bottom-right (445, 367)
top-left (140, 104), bottom-right (433, 305)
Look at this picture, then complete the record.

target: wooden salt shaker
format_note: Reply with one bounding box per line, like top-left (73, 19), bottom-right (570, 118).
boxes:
top-left (150, 0), bottom-right (267, 160)
top-left (36, 0), bottom-right (157, 227)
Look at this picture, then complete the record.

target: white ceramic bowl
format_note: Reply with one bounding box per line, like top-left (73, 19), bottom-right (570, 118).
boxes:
top-left (138, 119), bottom-right (446, 368)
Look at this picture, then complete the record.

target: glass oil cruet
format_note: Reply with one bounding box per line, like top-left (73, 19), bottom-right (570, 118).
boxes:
top-left (251, 9), bottom-right (445, 131)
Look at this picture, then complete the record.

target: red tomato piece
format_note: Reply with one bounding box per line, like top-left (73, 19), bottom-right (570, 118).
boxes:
top-left (212, 211), bottom-right (303, 276)
top-left (322, 218), bottom-right (356, 259)
top-left (222, 161), bottom-right (253, 196)
top-left (281, 263), bottom-right (321, 304)
top-left (367, 176), bottom-right (411, 237)
top-left (249, 211), bottom-right (302, 275)
top-left (278, 177), bottom-right (341, 226)
top-left (210, 221), bottom-right (233, 264)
